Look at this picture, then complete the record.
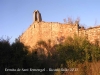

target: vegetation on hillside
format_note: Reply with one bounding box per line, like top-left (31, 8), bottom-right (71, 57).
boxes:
top-left (0, 36), bottom-right (100, 75)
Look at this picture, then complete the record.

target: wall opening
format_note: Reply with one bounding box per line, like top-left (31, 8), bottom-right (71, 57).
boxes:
top-left (33, 10), bottom-right (42, 22)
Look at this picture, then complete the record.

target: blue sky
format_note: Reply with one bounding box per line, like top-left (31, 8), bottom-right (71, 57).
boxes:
top-left (0, 0), bottom-right (100, 43)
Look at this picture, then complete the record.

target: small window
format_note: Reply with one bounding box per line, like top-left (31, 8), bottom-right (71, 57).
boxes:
top-left (34, 25), bottom-right (35, 28)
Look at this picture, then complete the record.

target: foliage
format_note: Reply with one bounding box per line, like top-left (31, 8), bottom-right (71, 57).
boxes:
top-left (0, 36), bottom-right (100, 75)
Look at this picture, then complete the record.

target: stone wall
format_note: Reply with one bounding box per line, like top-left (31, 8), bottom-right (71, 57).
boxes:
top-left (19, 21), bottom-right (78, 49)
top-left (20, 21), bottom-right (100, 51)
top-left (79, 26), bottom-right (100, 44)
top-left (19, 10), bottom-right (100, 51)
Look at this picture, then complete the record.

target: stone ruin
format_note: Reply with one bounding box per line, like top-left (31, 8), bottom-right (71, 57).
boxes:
top-left (20, 10), bottom-right (100, 51)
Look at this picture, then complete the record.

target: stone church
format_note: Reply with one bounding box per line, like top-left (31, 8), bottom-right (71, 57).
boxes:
top-left (19, 10), bottom-right (100, 51)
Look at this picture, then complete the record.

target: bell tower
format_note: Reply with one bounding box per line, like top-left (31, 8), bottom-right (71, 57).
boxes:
top-left (33, 10), bottom-right (42, 22)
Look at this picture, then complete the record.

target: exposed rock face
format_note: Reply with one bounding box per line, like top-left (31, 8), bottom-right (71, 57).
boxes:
top-left (19, 10), bottom-right (100, 51)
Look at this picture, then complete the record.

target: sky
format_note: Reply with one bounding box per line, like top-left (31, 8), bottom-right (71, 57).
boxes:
top-left (0, 0), bottom-right (100, 43)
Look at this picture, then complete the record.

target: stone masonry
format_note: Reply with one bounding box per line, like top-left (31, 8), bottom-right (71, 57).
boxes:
top-left (19, 10), bottom-right (100, 50)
